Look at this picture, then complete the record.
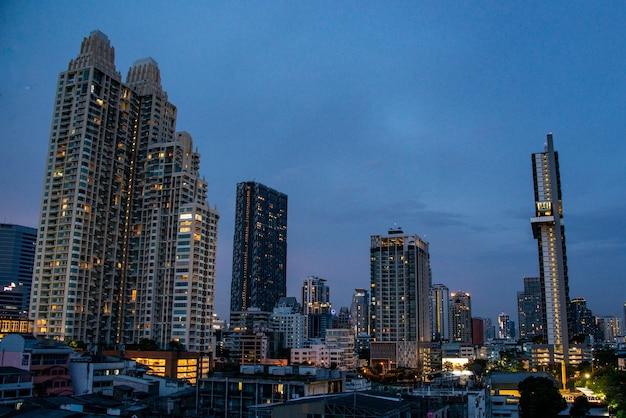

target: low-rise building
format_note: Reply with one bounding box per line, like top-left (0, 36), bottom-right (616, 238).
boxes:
top-left (0, 334), bottom-right (73, 397)
top-left (198, 366), bottom-right (344, 417)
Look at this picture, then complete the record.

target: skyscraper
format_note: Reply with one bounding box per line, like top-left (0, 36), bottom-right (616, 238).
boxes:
top-left (30, 31), bottom-right (219, 353)
top-left (0, 224), bottom-right (37, 316)
top-left (517, 276), bottom-right (544, 340)
top-left (431, 283), bottom-right (450, 341)
top-left (569, 297), bottom-right (595, 340)
top-left (350, 288), bottom-right (369, 336)
top-left (230, 181), bottom-right (287, 314)
top-left (301, 276), bottom-right (332, 340)
top-left (531, 133), bottom-right (570, 359)
top-left (449, 291), bottom-right (472, 344)
top-left (370, 229), bottom-right (431, 372)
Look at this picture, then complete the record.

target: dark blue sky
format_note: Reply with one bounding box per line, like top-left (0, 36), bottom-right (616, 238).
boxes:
top-left (1, 1), bottom-right (624, 323)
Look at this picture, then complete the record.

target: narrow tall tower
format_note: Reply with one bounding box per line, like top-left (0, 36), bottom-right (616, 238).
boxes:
top-left (431, 283), bottom-right (450, 341)
top-left (531, 133), bottom-right (570, 361)
top-left (370, 229), bottom-right (431, 372)
top-left (230, 182), bottom-right (287, 316)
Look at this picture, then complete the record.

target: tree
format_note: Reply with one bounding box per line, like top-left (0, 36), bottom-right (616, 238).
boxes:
top-left (569, 395), bottom-right (590, 417)
top-left (518, 376), bottom-right (567, 418)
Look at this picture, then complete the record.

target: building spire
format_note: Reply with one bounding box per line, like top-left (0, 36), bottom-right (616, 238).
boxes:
top-left (68, 30), bottom-right (118, 76)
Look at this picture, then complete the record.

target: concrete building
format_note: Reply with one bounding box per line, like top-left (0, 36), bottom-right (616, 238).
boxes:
top-left (198, 366), bottom-right (344, 417)
top-left (530, 133), bottom-right (571, 361)
top-left (230, 181), bottom-right (287, 315)
top-left (325, 328), bottom-right (356, 370)
top-left (498, 312), bottom-right (513, 340)
top-left (370, 229), bottom-right (431, 372)
top-left (449, 291), bottom-right (472, 344)
top-left (431, 283), bottom-right (450, 342)
top-left (517, 276), bottom-right (544, 340)
top-left (69, 354), bottom-right (140, 396)
top-left (302, 276), bottom-right (333, 340)
top-left (569, 297), bottom-right (596, 340)
top-left (350, 288), bottom-right (369, 337)
top-left (488, 371), bottom-right (559, 418)
top-left (30, 31), bottom-right (218, 353)
top-left (0, 334), bottom-right (74, 397)
top-left (0, 224), bottom-right (37, 317)
top-left (113, 349), bottom-right (210, 385)
top-left (270, 297), bottom-right (305, 350)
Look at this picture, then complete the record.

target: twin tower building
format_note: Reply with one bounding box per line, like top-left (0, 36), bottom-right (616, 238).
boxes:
top-left (31, 31), bottom-right (292, 356)
top-left (31, 31), bottom-right (569, 368)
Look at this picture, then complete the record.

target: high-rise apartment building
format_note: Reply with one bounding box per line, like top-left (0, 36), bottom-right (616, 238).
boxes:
top-left (431, 283), bottom-right (450, 342)
top-left (498, 312), bottom-right (512, 340)
top-left (230, 181), bottom-right (287, 315)
top-left (30, 31), bottom-right (218, 353)
top-left (271, 297), bottom-right (305, 350)
top-left (531, 133), bottom-right (570, 359)
top-left (569, 297), bottom-right (595, 340)
top-left (350, 288), bottom-right (369, 336)
top-left (370, 229), bottom-right (431, 372)
top-left (0, 224), bottom-right (37, 316)
top-left (449, 291), bottom-right (472, 344)
top-left (517, 276), bottom-right (544, 340)
top-left (301, 276), bottom-right (332, 340)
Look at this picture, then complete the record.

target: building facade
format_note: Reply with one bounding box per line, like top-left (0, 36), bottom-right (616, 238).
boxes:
top-left (30, 31), bottom-right (218, 352)
top-left (0, 224), bottom-right (37, 316)
top-left (530, 133), bottom-right (570, 360)
top-left (431, 283), bottom-right (450, 342)
top-left (517, 276), bottom-right (544, 340)
top-left (230, 182), bottom-right (287, 316)
top-left (370, 229), bottom-right (431, 371)
top-left (302, 276), bottom-right (332, 340)
top-left (449, 291), bottom-right (472, 344)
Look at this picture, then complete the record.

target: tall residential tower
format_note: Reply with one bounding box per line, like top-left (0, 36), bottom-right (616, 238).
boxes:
top-left (370, 229), bottom-right (431, 372)
top-left (531, 133), bottom-right (570, 359)
top-left (30, 31), bottom-right (219, 353)
top-left (230, 182), bottom-right (287, 316)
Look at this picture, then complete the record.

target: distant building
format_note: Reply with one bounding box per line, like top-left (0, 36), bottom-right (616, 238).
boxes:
top-left (370, 229), bottom-right (431, 372)
top-left (472, 318), bottom-right (485, 345)
top-left (198, 366), bottom-right (344, 416)
top-left (332, 306), bottom-right (351, 329)
top-left (498, 313), bottom-right (512, 340)
top-left (325, 328), bottom-right (356, 370)
top-left (569, 297), bottom-right (596, 340)
top-left (530, 133), bottom-right (571, 361)
top-left (302, 276), bottom-right (332, 340)
top-left (450, 291), bottom-right (472, 344)
top-left (431, 283), bottom-right (450, 342)
top-left (230, 181), bottom-right (288, 315)
top-left (114, 349), bottom-right (209, 385)
top-left (350, 288), bottom-right (369, 336)
top-left (271, 297), bottom-right (305, 350)
top-left (517, 276), bottom-right (544, 340)
top-left (0, 224), bottom-right (36, 316)
top-left (595, 316), bottom-right (621, 343)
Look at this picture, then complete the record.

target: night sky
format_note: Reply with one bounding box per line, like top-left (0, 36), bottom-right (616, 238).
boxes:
top-left (1, 2), bottom-right (624, 324)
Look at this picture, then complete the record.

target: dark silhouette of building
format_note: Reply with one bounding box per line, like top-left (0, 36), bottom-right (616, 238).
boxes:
top-left (0, 224), bottom-right (36, 316)
top-left (517, 276), bottom-right (544, 340)
top-left (230, 182), bottom-right (287, 316)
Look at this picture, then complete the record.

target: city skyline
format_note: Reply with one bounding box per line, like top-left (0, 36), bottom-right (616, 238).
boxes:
top-left (1, 3), bottom-right (625, 324)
